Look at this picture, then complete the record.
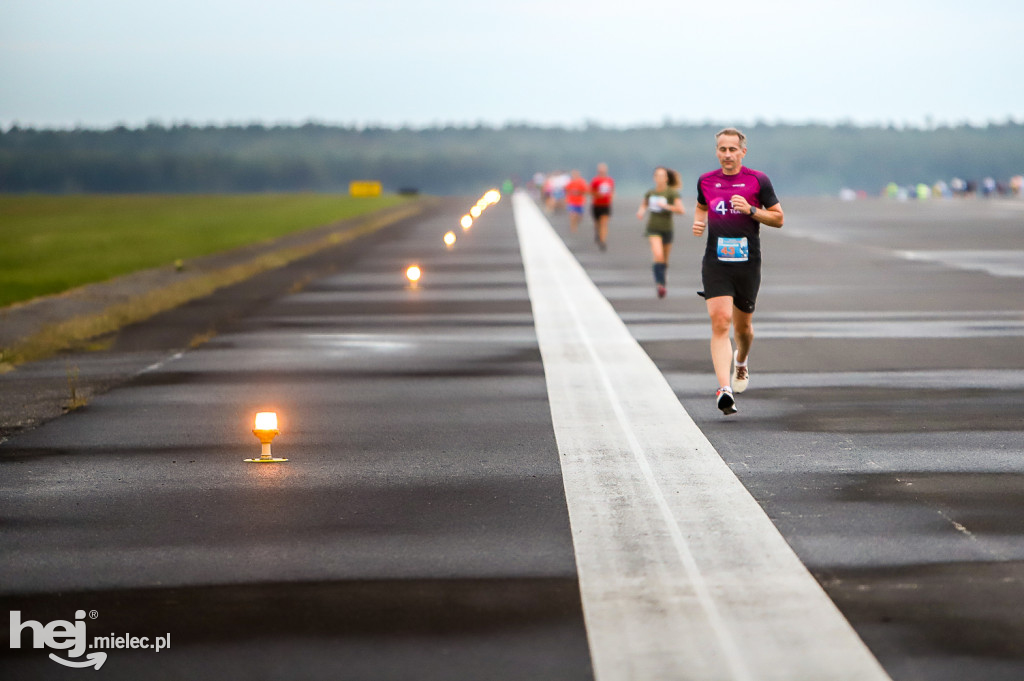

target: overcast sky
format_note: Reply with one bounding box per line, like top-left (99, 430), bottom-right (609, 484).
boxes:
top-left (2, 0), bottom-right (1021, 130)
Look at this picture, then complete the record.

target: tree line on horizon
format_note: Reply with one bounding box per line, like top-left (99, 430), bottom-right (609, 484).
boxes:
top-left (1, 121), bottom-right (1021, 197)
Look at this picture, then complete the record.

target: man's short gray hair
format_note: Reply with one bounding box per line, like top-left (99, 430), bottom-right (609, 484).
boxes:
top-left (715, 127), bottom-right (747, 149)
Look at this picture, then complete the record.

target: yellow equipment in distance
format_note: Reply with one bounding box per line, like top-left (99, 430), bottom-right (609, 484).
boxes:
top-left (349, 180), bottom-right (383, 197)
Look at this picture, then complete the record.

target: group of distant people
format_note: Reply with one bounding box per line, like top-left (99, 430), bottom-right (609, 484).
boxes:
top-left (525, 134), bottom-right (1017, 419)
top-left (536, 164), bottom-right (616, 250)
top-left (883, 174), bottom-right (1024, 200)
top-left (533, 128), bottom-right (783, 417)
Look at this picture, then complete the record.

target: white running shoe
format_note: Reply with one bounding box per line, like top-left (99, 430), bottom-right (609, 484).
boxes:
top-left (732, 350), bottom-right (749, 394)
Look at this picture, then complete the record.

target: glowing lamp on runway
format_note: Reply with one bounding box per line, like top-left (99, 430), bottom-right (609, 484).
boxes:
top-left (460, 215), bottom-right (473, 230)
top-left (246, 411), bottom-right (287, 463)
top-left (443, 231), bottom-right (457, 248)
top-left (406, 264), bottom-right (422, 288)
top-left (470, 205), bottom-right (483, 219)
top-left (483, 189), bottom-right (501, 205)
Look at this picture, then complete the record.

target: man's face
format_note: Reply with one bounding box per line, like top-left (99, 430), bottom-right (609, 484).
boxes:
top-left (715, 135), bottom-right (746, 174)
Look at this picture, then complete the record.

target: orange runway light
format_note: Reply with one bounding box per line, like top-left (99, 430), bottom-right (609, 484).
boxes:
top-left (443, 231), bottom-right (457, 248)
top-left (461, 215), bottom-right (473, 230)
top-left (406, 265), bottom-right (422, 285)
top-left (246, 411), bottom-right (288, 463)
top-left (470, 205), bottom-right (482, 219)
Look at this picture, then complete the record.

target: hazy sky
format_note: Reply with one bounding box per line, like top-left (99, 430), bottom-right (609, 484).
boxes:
top-left (2, 0), bottom-right (1021, 129)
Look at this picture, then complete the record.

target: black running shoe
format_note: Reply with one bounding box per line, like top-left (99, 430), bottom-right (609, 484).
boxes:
top-left (716, 387), bottom-right (737, 415)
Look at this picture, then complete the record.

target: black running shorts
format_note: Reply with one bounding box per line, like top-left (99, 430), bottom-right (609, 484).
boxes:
top-left (592, 204), bottom-right (612, 219)
top-left (701, 261), bottom-right (761, 313)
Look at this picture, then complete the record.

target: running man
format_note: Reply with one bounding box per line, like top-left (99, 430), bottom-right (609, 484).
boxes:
top-left (692, 128), bottom-right (784, 415)
top-left (590, 162), bottom-right (615, 251)
top-left (565, 169), bottom-right (589, 233)
top-left (547, 171), bottom-right (570, 213)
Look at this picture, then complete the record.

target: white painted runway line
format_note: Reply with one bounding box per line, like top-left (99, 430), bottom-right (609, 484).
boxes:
top-left (896, 249), bottom-right (1024, 278)
top-left (513, 192), bottom-right (892, 681)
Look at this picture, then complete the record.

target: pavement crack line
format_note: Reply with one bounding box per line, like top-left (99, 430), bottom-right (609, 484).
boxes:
top-left (935, 509), bottom-right (1009, 561)
top-left (512, 192), bottom-right (892, 681)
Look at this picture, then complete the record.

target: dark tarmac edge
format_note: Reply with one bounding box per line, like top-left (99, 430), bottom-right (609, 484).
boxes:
top-left (0, 197), bottom-right (443, 444)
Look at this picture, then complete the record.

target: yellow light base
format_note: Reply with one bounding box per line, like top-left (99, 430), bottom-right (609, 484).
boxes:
top-left (244, 457), bottom-right (289, 463)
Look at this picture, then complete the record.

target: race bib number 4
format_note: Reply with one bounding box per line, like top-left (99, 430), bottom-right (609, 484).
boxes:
top-left (717, 236), bottom-right (749, 262)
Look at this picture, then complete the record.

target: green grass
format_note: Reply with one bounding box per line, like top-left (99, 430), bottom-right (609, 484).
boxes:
top-left (0, 193), bottom-right (411, 308)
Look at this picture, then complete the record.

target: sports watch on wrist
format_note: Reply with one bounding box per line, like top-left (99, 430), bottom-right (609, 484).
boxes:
top-left (750, 206), bottom-right (757, 216)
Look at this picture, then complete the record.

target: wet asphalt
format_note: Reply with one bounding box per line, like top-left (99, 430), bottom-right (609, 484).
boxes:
top-left (2, 194), bottom-right (1023, 680)
top-left (563, 195), bottom-right (1024, 681)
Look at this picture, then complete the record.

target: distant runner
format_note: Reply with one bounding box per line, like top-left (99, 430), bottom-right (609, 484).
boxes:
top-left (565, 169), bottom-right (589, 234)
top-left (590, 163), bottom-right (615, 251)
top-left (635, 166), bottom-right (684, 298)
top-left (692, 128), bottom-right (784, 415)
top-left (548, 170), bottom-right (571, 213)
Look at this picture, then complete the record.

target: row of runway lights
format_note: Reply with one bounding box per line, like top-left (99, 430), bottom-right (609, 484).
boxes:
top-left (405, 188), bottom-right (502, 286)
top-left (246, 189), bottom-right (503, 463)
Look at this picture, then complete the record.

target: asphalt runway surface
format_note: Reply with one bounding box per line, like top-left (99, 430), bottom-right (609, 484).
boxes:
top-left (2, 193), bottom-right (1023, 680)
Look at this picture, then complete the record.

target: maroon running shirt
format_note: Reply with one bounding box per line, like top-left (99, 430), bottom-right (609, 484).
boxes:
top-left (696, 167), bottom-right (778, 265)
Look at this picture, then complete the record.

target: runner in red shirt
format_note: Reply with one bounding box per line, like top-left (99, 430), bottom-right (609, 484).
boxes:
top-left (564, 169), bottom-right (589, 234)
top-left (590, 163), bottom-right (615, 251)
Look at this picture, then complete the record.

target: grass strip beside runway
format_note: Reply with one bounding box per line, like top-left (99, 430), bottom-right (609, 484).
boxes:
top-left (0, 193), bottom-right (410, 308)
top-left (0, 196), bottom-right (429, 367)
